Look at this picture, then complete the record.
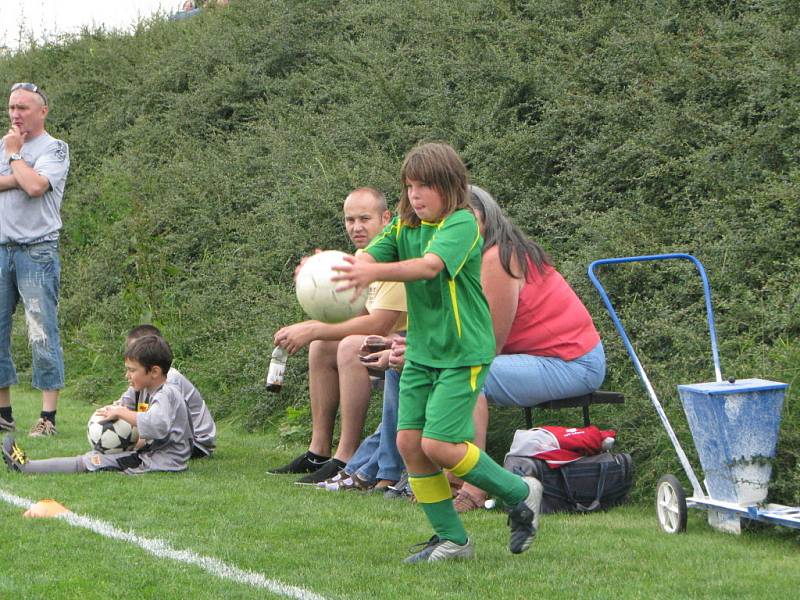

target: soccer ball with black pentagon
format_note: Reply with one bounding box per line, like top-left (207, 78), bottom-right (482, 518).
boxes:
top-left (87, 411), bottom-right (139, 454)
top-left (295, 250), bottom-right (368, 323)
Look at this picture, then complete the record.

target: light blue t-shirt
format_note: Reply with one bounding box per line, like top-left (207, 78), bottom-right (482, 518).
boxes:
top-left (0, 132), bottom-right (70, 244)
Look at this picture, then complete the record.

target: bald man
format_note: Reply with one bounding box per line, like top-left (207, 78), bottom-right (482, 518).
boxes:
top-left (268, 188), bottom-right (407, 485)
top-left (0, 83), bottom-right (70, 437)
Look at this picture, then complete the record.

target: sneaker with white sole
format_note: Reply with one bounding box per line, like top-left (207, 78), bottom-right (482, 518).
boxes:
top-left (28, 418), bottom-right (56, 437)
top-left (507, 476), bottom-right (543, 554)
top-left (0, 415), bottom-right (15, 432)
top-left (294, 459), bottom-right (345, 486)
top-left (404, 535), bottom-right (475, 564)
top-left (3, 435), bottom-right (28, 472)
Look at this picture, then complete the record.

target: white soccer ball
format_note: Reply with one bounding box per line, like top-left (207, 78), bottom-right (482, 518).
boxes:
top-left (295, 250), bottom-right (368, 323)
top-left (87, 411), bottom-right (139, 454)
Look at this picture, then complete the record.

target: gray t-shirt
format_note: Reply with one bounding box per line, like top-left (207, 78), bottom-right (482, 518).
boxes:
top-left (0, 132), bottom-right (70, 244)
top-left (116, 367), bottom-right (216, 455)
top-left (86, 381), bottom-right (192, 474)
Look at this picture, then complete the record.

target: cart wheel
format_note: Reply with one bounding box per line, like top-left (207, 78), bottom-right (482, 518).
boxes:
top-left (656, 474), bottom-right (687, 534)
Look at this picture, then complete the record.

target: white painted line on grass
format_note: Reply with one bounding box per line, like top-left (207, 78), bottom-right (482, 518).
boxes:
top-left (0, 488), bottom-right (328, 600)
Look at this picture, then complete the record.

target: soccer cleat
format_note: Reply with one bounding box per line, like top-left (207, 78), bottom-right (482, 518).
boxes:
top-left (3, 435), bottom-right (28, 472)
top-left (404, 535), bottom-right (475, 564)
top-left (294, 459), bottom-right (343, 486)
top-left (0, 414), bottom-right (15, 432)
top-left (28, 418), bottom-right (57, 437)
top-left (507, 476), bottom-right (543, 554)
top-left (266, 451), bottom-right (330, 475)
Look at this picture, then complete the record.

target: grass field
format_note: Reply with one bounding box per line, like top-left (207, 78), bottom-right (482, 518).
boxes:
top-left (1, 387), bottom-right (798, 600)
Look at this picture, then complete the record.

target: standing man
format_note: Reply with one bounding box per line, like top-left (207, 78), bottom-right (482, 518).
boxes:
top-left (0, 83), bottom-right (70, 437)
top-left (268, 187), bottom-right (407, 484)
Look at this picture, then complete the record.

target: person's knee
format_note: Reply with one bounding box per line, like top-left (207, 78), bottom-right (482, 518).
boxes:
top-left (336, 334), bottom-right (364, 366)
top-left (309, 339), bottom-right (339, 370)
top-left (420, 436), bottom-right (450, 461)
top-left (396, 430), bottom-right (421, 461)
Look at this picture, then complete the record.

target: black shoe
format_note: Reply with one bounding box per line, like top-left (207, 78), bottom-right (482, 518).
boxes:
top-left (266, 451), bottom-right (330, 475)
top-left (384, 471), bottom-right (413, 500)
top-left (294, 459), bottom-right (346, 485)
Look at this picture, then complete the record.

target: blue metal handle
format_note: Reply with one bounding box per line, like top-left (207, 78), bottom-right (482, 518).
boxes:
top-left (587, 253), bottom-right (722, 498)
top-left (588, 253), bottom-right (722, 383)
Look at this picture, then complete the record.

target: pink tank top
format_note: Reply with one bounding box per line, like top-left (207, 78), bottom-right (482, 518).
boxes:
top-left (501, 260), bottom-right (600, 361)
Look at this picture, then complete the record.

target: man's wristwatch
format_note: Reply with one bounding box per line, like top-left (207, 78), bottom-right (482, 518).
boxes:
top-left (8, 153), bottom-right (22, 164)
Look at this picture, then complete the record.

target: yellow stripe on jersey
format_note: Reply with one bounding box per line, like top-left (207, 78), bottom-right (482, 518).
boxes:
top-left (451, 223), bottom-right (482, 278)
top-left (366, 219), bottom-right (403, 251)
top-left (450, 441), bottom-right (481, 478)
top-left (408, 471), bottom-right (453, 504)
top-left (448, 279), bottom-right (461, 337)
top-left (469, 365), bottom-right (482, 392)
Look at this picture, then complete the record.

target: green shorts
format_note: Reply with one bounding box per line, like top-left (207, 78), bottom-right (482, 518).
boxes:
top-left (397, 360), bottom-right (489, 443)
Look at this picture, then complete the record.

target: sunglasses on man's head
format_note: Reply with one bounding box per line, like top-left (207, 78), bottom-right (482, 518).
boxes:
top-left (10, 82), bottom-right (48, 106)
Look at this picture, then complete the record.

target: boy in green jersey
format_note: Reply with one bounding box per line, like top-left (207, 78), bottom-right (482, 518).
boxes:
top-left (334, 142), bottom-right (543, 563)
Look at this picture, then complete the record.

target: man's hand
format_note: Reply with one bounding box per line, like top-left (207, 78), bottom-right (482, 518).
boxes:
top-left (294, 248), bottom-right (323, 280)
top-left (3, 126), bottom-right (26, 156)
top-left (274, 321), bottom-right (320, 355)
top-left (359, 348), bottom-right (391, 371)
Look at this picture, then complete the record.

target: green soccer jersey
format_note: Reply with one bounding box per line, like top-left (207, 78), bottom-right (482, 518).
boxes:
top-left (366, 209), bottom-right (495, 368)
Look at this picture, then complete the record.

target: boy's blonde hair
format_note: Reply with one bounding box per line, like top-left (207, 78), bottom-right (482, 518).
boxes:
top-left (398, 142), bottom-right (470, 227)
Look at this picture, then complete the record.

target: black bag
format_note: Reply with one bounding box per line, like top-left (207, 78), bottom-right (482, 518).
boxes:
top-left (504, 452), bottom-right (633, 513)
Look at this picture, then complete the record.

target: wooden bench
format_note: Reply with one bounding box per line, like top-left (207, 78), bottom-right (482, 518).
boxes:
top-left (522, 390), bottom-right (624, 429)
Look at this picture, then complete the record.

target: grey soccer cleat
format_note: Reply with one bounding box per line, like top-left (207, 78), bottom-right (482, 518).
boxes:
top-left (3, 435), bottom-right (28, 472)
top-left (507, 476), bottom-right (543, 554)
top-left (404, 535), bottom-right (475, 564)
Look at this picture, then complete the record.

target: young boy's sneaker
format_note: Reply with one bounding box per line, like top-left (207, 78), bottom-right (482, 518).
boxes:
top-left (294, 459), bottom-right (345, 486)
top-left (28, 418), bottom-right (57, 437)
top-left (3, 435), bottom-right (28, 472)
top-left (507, 476), bottom-right (543, 554)
top-left (0, 415), bottom-right (15, 432)
top-left (404, 535), bottom-right (475, 564)
top-left (266, 451), bottom-right (330, 475)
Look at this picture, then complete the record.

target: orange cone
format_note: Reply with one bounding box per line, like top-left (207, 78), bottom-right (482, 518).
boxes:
top-left (23, 499), bottom-right (70, 518)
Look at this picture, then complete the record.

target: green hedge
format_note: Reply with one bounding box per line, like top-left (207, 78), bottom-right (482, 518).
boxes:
top-left (1, 0), bottom-right (797, 503)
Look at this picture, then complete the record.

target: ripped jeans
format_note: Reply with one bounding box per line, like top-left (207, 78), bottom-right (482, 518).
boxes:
top-left (0, 241), bottom-right (64, 390)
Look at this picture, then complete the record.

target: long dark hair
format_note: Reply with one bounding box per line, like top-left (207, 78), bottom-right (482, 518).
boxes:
top-left (468, 185), bottom-right (552, 279)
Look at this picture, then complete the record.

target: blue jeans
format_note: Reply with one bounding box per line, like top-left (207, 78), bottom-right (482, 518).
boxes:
top-left (345, 368), bottom-right (403, 484)
top-left (482, 342), bottom-right (606, 407)
top-left (0, 241), bottom-right (65, 390)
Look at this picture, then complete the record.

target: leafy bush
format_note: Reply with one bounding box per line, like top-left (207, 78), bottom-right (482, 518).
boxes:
top-left (1, 0), bottom-right (797, 502)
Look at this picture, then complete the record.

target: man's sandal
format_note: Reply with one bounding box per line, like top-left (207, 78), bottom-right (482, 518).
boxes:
top-left (454, 488), bottom-right (487, 514)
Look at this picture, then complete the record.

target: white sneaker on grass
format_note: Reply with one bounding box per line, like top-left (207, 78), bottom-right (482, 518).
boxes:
top-left (404, 535), bottom-right (475, 564)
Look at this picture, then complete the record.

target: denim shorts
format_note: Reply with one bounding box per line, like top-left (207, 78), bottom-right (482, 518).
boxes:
top-left (0, 241), bottom-right (65, 390)
top-left (482, 342), bottom-right (606, 408)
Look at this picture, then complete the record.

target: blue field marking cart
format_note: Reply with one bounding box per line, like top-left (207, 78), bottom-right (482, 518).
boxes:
top-left (588, 253), bottom-right (797, 534)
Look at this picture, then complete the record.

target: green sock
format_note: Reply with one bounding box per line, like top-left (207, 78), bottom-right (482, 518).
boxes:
top-left (453, 444), bottom-right (529, 507)
top-left (409, 471), bottom-right (468, 545)
top-left (419, 499), bottom-right (468, 546)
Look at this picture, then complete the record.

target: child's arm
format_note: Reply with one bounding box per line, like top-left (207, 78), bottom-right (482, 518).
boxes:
top-left (333, 253), bottom-right (444, 297)
top-left (95, 404), bottom-right (138, 427)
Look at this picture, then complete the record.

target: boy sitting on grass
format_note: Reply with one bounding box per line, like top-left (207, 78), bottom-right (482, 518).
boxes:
top-left (118, 324), bottom-right (216, 458)
top-left (3, 335), bottom-right (192, 475)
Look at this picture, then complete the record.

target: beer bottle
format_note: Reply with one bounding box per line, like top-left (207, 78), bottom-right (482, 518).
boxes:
top-left (265, 346), bottom-right (288, 393)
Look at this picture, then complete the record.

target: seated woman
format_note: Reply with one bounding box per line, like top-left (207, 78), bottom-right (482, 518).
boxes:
top-left (454, 185), bottom-right (607, 512)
